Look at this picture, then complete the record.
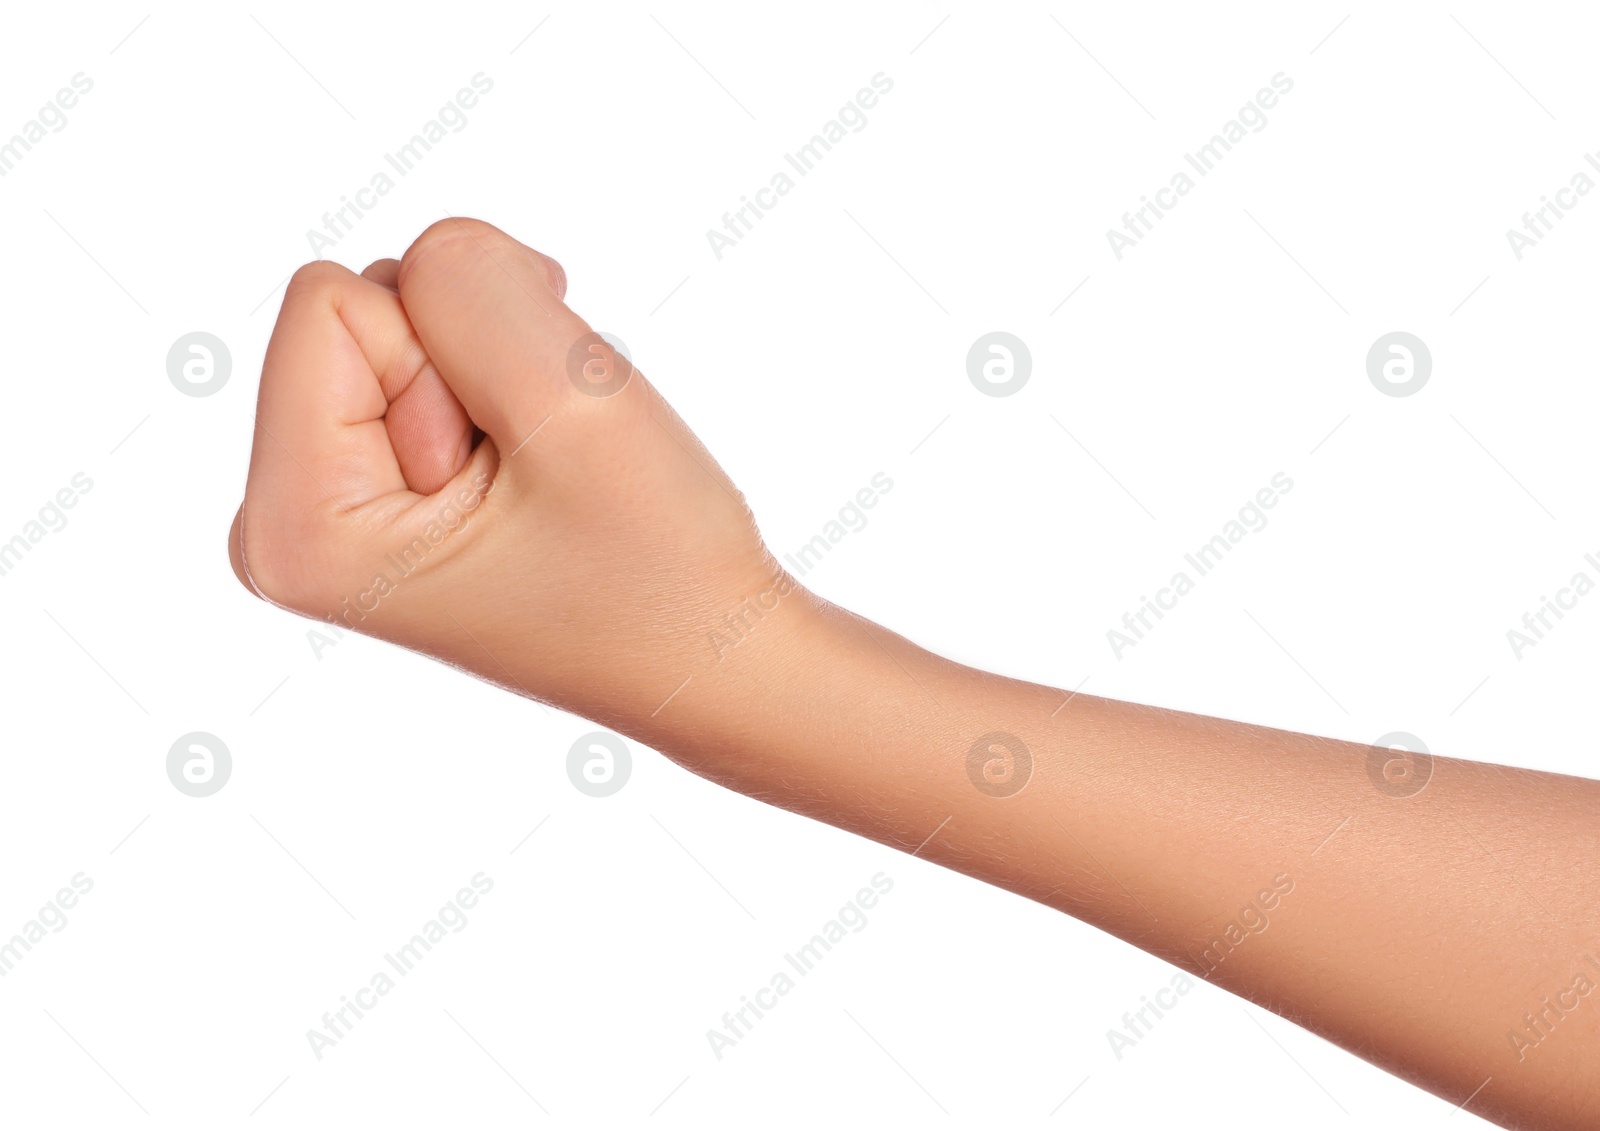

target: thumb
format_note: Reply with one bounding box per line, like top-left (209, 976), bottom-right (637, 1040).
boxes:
top-left (395, 218), bottom-right (616, 453)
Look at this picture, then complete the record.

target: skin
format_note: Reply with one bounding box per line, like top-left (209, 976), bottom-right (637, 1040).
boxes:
top-left (232, 219), bottom-right (1600, 1130)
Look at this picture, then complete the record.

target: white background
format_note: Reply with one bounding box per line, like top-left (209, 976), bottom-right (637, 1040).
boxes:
top-left (0, 2), bottom-right (1593, 1127)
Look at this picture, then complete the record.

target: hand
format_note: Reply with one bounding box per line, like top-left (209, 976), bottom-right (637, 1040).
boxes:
top-left (230, 219), bottom-right (791, 728)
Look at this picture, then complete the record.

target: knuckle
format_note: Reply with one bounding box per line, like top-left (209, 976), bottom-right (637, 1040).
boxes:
top-left (399, 217), bottom-right (514, 288)
top-left (285, 259), bottom-right (353, 305)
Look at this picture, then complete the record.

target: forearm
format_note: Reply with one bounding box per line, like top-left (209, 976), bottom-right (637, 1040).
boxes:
top-left (602, 583), bottom-right (1600, 1130)
top-left (238, 219), bottom-right (1597, 1131)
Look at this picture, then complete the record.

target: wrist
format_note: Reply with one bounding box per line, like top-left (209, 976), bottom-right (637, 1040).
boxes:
top-left (626, 582), bottom-right (967, 820)
top-left (606, 572), bottom-right (855, 770)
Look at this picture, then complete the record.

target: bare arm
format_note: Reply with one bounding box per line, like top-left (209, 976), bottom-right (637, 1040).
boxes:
top-left (618, 589), bottom-right (1600, 1130)
top-left (233, 218), bottom-right (1600, 1131)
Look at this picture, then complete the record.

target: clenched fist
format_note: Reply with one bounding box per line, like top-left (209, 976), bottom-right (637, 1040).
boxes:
top-left (230, 219), bottom-right (806, 736)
